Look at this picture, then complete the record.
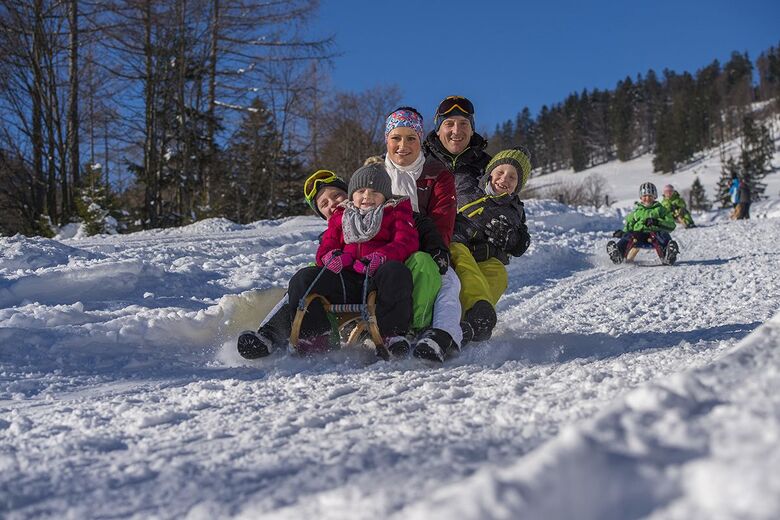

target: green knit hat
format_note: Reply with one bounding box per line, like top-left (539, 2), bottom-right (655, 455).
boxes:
top-left (485, 146), bottom-right (532, 192)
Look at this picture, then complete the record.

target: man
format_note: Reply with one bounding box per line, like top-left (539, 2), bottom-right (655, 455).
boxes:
top-left (423, 95), bottom-right (492, 181)
top-left (420, 96), bottom-right (497, 347)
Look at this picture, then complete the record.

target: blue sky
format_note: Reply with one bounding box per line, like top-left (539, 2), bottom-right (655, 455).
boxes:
top-left (312, 0), bottom-right (779, 134)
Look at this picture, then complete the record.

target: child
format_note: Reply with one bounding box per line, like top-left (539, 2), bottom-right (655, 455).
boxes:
top-left (237, 169), bottom-right (349, 359)
top-left (607, 182), bottom-right (679, 265)
top-left (661, 184), bottom-right (695, 228)
top-left (450, 147), bottom-right (532, 342)
top-left (286, 163), bottom-right (419, 356)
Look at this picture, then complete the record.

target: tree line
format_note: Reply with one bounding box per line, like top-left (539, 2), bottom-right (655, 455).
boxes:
top-left (0, 0), bottom-right (396, 235)
top-left (488, 46), bottom-right (780, 175)
top-left (1, 2), bottom-right (778, 236)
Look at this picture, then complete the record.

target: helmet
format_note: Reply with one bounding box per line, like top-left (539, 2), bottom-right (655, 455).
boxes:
top-left (639, 182), bottom-right (657, 198)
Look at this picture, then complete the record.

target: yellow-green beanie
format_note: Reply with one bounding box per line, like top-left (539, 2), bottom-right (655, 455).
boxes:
top-left (485, 146), bottom-right (532, 192)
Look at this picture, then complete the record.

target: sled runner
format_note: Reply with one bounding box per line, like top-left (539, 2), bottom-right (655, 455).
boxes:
top-left (624, 232), bottom-right (678, 265)
top-left (289, 257), bottom-right (388, 360)
top-left (289, 291), bottom-right (386, 358)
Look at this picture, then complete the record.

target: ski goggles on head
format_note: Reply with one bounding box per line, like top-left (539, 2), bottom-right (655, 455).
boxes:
top-left (435, 96), bottom-right (475, 118)
top-left (303, 169), bottom-right (341, 209)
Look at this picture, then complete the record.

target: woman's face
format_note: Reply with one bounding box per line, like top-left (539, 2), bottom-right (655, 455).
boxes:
top-left (315, 186), bottom-right (347, 220)
top-left (386, 127), bottom-right (421, 167)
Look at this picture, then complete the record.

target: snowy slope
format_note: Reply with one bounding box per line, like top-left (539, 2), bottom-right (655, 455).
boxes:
top-left (1, 160), bottom-right (780, 518)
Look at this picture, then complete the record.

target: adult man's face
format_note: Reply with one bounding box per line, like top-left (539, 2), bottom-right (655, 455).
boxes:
top-left (437, 115), bottom-right (474, 155)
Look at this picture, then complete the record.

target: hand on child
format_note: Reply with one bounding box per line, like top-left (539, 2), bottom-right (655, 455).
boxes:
top-left (430, 248), bottom-right (450, 275)
top-left (644, 217), bottom-right (658, 227)
top-left (322, 250), bottom-right (353, 274)
top-left (354, 252), bottom-right (386, 276)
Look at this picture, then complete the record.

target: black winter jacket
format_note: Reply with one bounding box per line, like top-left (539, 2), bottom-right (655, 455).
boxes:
top-left (452, 172), bottom-right (530, 265)
top-left (423, 131), bottom-right (491, 183)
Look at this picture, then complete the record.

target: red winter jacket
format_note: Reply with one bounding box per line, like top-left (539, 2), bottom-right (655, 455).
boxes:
top-left (316, 198), bottom-right (419, 271)
top-left (418, 158), bottom-right (457, 246)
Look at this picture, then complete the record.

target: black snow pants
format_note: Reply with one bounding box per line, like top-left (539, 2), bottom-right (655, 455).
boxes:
top-left (287, 260), bottom-right (413, 341)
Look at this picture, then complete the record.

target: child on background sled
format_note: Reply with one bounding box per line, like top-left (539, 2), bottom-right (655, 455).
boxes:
top-left (661, 184), bottom-right (696, 228)
top-left (607, 182), bottom-right (679, 265)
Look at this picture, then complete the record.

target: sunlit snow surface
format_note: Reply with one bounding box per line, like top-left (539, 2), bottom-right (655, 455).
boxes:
top-left (1, 156), bottom-right (780, 519)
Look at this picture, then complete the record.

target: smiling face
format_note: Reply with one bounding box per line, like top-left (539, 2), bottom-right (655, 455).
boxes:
top-left (640, 194), bottom-right (656, 207)
top-left (489, 164), bottom-right (519, 195)
top-left (351, 187), bottom-right (386, 210)
top-left (315, 186), bottom-right (347, 220)
top-left (437, 115), bottom-right (474, 155)
top-left (386, 127), bottom-right (421, 167)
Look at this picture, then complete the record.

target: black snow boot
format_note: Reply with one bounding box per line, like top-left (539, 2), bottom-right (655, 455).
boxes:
top-left (464, 300), bottom-right (497, 342)
top-left (460, 321), bottom-right (474, 347)
top-left (606, 240), bottom-right (623, 264)
top-left (412, 328), bottom-right (455, 363)
top-left (384, 336), bottom-right (411, 359)
top-left (237, 329), bottom-right (274, 359)
top-left (663, 240), bottom-right (679, 265)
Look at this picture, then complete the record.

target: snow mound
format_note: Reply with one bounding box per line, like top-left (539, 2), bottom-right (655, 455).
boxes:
top-left (0, 235), bottom-right (103, 272)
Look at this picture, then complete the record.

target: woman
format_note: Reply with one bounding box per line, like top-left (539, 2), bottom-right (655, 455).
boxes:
top-left (382, 107), bottom-right (462, 362)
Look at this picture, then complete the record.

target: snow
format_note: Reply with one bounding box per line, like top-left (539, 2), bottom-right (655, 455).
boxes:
top-left (2, 148), bottom-right (780, 518)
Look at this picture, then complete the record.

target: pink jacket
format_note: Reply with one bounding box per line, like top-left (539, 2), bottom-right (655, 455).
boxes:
top-left (316, 198), bottom-right (419, 271)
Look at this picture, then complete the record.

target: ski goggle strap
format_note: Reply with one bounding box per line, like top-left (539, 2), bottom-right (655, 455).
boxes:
top-left (303, 169), bottom-right (342, 209)
top-left (434, 96), bottom-right (475, 130)
top-left (436, 96), bottom-right (474, 118)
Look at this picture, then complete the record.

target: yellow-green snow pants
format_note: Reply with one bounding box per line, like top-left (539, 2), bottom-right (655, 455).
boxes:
top-left (450, 242), bottom-right (507, 315)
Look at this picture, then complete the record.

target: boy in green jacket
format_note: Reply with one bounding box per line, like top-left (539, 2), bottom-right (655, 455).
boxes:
top-left (661, 184), bottom-right (696, 227)
top-left (607, 182), bottom-right (679, 265)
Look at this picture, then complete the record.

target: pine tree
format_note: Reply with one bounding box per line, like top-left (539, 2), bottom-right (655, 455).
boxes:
top-left (689, 177), bottom-right (710, 210)
top-left (739, 116), bottom-right (774, 200)
top-left (75, 164), bottom-right (120, 235)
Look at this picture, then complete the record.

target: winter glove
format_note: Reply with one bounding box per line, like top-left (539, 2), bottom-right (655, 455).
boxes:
top-left (644, 217), bottom-right (657, 227)
top-left (612, 229), bottom-right (625, 238)
top-left (430, 248), bottom-right (450, 275)
top-left (484, 215), bottom-right (514, 250)
top-left (321, 250), bottom-right (353, 274)
top-left (353, 252), bottom-right (386, 276)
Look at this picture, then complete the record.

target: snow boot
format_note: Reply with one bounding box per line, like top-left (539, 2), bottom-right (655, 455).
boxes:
top-left (384, 336), bottom-right (411, 358)
top-left (464, 300), bottom-right (497, 342)
top-left (412, 328), bottom-right (455, 363)
top-left (606, 240), bottom-right (623, 264)
top-left (663, 240), bottom-right (679, 265)
top-left (460, 321), bottom-right (474, 347)
top-left (237, 330), bottom-right (273, 359)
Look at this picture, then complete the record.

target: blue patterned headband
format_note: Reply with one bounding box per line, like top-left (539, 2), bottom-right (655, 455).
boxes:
top-left (385, 109), bottom-right (424, 142)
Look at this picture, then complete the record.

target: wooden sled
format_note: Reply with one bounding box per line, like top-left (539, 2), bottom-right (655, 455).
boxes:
top-left (289, 291), bottom-right (388, 359)
top-left (625, 233), bottom-right (664, 263)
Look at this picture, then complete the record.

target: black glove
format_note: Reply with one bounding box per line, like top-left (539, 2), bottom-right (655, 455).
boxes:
top-left (612, 229), bottom-right (624, 238)
top-left (430, 248), bottom-right (450, 275)
top-left (644, 217), bottom-right (657, 227)
top-left (484, 215), bottom-right (514, 250)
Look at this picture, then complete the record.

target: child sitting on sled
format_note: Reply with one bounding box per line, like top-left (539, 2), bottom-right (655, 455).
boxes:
top-left (449, 147), bottom-right (532, 342)
top-left (661, 184), bottom-right (696, 228)
top-left (607, 182), bottom-right (679, 265)
top-left (286, 163), bottom-right (419, 356)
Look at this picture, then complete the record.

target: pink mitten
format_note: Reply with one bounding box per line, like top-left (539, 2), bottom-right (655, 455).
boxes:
top-left (322, 250), bottom-right (353, 274)
top-left (354, 252), bottom-right (386, 276)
